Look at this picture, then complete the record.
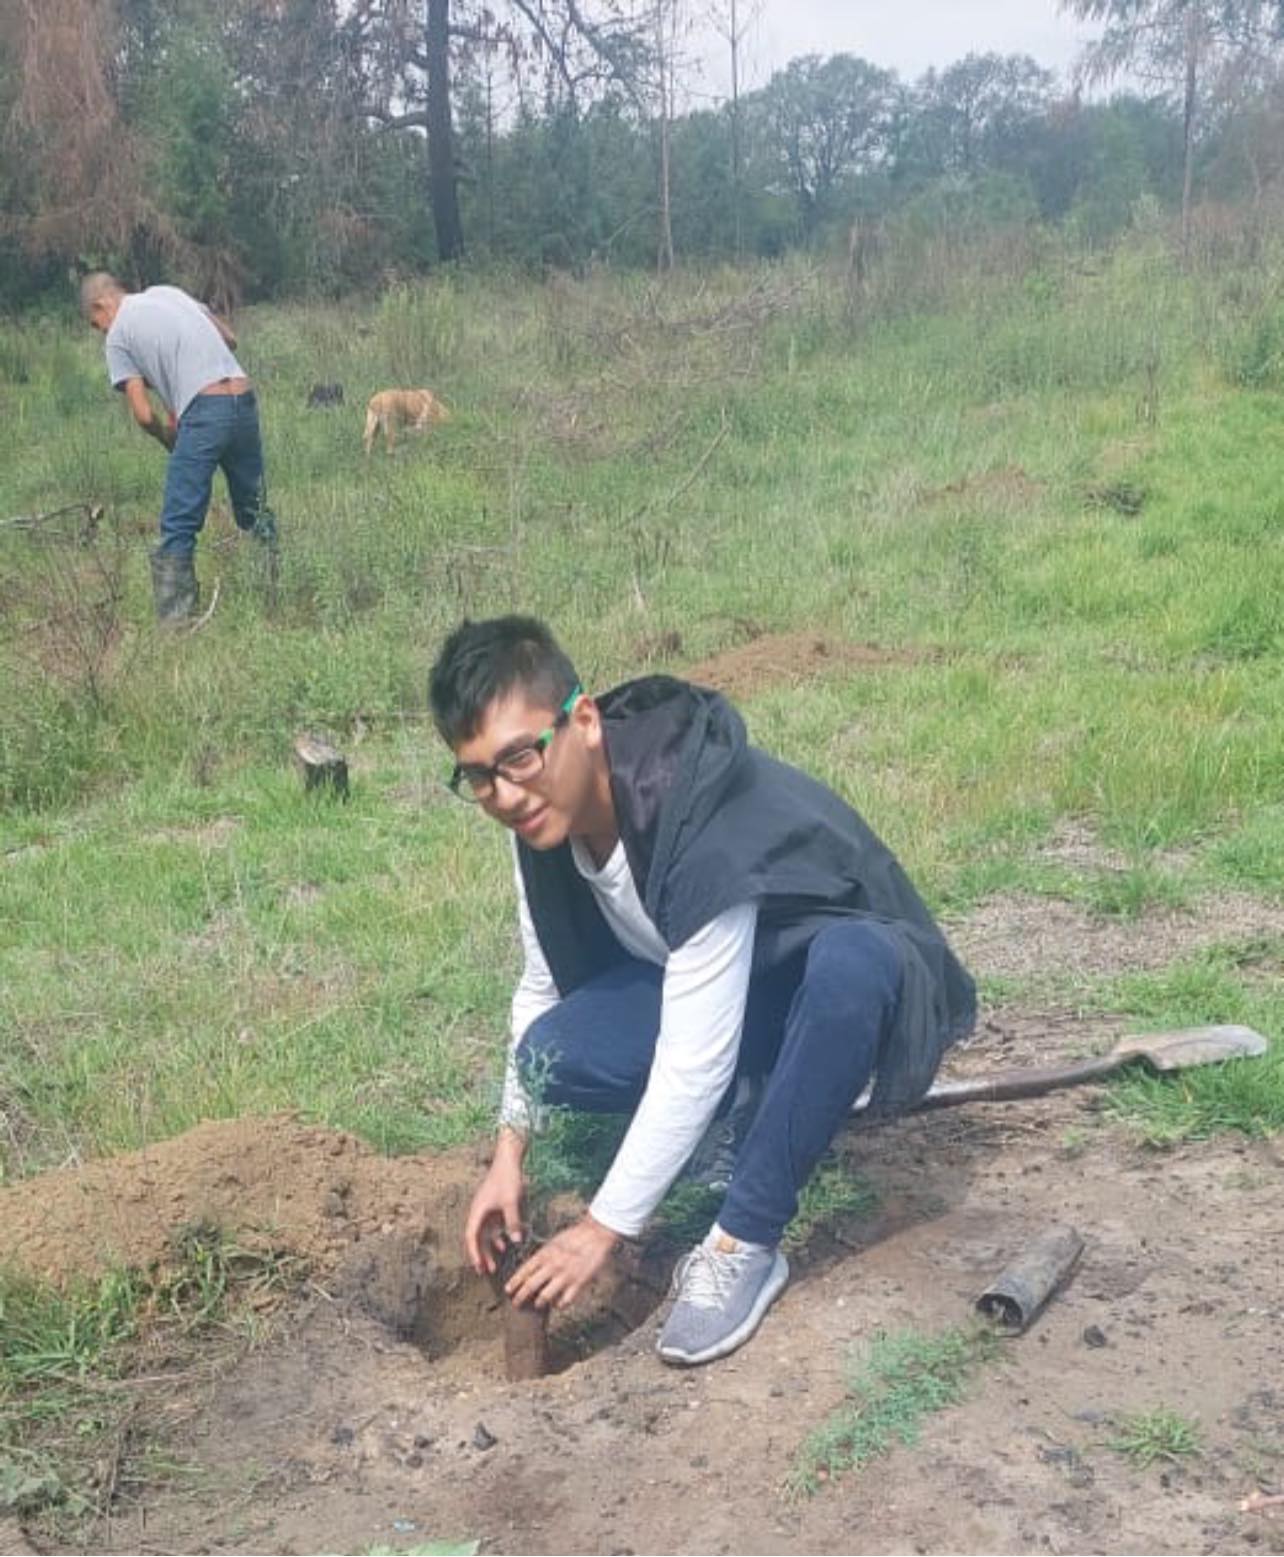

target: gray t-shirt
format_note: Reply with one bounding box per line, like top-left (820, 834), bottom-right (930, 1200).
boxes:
top-left (104, 285), bottom-right (246, 419)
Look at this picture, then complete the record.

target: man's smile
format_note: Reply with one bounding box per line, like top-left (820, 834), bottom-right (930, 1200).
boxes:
top-left (511, 802), bottom-right (549, 837)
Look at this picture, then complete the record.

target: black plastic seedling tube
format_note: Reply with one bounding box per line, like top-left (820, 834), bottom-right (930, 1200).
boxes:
top-left (976, 1225), bottom-right (1085, 1334)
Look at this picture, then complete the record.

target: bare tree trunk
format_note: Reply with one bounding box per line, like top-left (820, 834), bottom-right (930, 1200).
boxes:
top-left (1180, 11), bottom-right (1199, 261)
top-left (655, 0), bottom-right (675, 273)
top-left (426, 0), bottom-right (464, 262)
top-left (729, 0), bottom-right (742, 259)
top-left (485, 58), bottom-right (496, 249)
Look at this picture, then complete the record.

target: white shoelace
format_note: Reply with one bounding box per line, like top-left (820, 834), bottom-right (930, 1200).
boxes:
top-left (679, 1243), bottom-right (753, 1310)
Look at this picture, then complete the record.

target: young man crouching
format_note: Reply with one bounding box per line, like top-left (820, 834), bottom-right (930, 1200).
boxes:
top-left (429, 616), bottom-right (976, 1366)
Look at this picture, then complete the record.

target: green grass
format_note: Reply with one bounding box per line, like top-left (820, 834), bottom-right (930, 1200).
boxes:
top-left (781, 1157), bottom-right (878, 1252)
top-left (1, 242), bottom-right (1282, 1182)
top-left (1107, 1407), bottom-right (1202, 1467)
top-left (0, 1225), bottom-right (305, 1525)
top-left (788, 1324), bottom-right (1000, 1495)
top-left (0, 1269), bottom-right (142, 1392)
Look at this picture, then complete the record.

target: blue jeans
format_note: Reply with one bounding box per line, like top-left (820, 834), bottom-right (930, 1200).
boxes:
top-left (516, 918), bottom-right (903, 1247)
top-left (158, 390), bottom-right (266, 559)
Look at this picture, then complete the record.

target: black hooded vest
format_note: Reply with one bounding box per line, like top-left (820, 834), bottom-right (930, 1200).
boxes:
top-left (516, 676), bottom-right (976, 1116)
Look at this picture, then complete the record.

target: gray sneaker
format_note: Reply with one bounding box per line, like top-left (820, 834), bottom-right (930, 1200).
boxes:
top-left (657, 1235), bottom-right (789, 1366)
top-left (681, 1075), bottom-right (762, 1193)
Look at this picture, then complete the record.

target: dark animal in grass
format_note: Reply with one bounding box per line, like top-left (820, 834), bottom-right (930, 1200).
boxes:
top-left (307, 382), bottom-right (345, 408)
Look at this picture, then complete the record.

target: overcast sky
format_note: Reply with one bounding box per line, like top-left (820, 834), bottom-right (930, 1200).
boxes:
top-left (688, 0), bottom-right (1095, 103)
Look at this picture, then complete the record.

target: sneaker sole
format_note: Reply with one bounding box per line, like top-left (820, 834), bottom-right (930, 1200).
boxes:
top-left (656, 1251), bottom-right (790, 1367)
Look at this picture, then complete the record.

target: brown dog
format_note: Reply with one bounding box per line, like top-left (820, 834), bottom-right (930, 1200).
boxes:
top-left (362, 389), bottom-right (450, 455)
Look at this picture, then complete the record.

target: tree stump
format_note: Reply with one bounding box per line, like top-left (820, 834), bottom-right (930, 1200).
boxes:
top-left (292, 733), bottom-right (349, 799)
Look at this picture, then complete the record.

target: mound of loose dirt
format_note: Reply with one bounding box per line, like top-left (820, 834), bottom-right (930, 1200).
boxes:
top-left (0, 1115), bottom-right (477, 1286)
top-left (685, 632), bottom-right (929, 702)
top-left (0, 1114), bottom-right (667, 1389)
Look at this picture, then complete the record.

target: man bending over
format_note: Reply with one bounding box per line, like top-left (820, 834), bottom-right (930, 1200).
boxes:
top-left (429, 616), bottom-right (976, 1366)
top-left (82, 272), bottom-right (276, 623)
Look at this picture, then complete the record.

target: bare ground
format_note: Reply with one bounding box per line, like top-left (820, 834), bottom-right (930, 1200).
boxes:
top-left (10, 1065), bottom-right (1280, 1557)
top-left (3, 815), bottom-right (1282, 1553)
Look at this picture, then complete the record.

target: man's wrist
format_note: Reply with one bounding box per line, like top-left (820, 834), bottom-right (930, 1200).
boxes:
top-left (495, 1124), bottom-right (528, 1162)
top-left (583, 1211), bottom-right (624, 1246)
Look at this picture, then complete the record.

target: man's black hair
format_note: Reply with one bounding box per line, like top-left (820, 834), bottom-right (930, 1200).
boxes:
top-left (429, 616), bottom-right (580, 745)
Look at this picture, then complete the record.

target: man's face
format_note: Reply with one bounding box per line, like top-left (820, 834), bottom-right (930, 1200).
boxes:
top-left (87, 298), bottom-right (115, 334)
top-left (452, 688), bottom-right (604, 850)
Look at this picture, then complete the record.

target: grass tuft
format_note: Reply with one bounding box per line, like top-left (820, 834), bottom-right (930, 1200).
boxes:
top-left (1107, 1406), bottom-right (1202, 1467)
top-left (787, 1324), bottom-right (999, 1496)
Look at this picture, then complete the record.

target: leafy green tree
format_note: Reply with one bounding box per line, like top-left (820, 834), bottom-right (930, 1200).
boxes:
top-left (904, 53), bottom-right (1055, 181)
top-left (757, 54), bottom-right (899, 237)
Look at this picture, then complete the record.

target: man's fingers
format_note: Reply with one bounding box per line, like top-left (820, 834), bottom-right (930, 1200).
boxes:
top-left (506, 1255), bottom-right (548, 1308)
top-left (506, 1252), bottom-right (576, 1312)
top-left (465, 1209), bottom-right (504, 1275)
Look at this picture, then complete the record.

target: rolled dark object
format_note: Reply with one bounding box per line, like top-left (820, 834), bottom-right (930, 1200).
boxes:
top-left (491, 1242), bottom-right (551, 1381)
top-left (976, 1225), bottom-right (1085, 1334)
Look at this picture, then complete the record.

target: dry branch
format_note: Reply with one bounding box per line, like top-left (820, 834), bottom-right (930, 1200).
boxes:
top-left (184, 578), bottom-right (221, 636)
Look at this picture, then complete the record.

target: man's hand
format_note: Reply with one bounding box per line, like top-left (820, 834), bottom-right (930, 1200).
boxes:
top-left (463, 1127), bottom-right (527, 1276)
top-left (123, 378), bottom-right (175, 451)
top-left (505, 1214), bottom-right (621, 1312)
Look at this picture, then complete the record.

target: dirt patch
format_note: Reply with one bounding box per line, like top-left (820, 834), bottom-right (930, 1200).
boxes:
top-left (47, 1091), bottom-right (1283, 1557)
top-left (0, 1116), bottom-right (466, 1286)
top-left (143, 818), bottom-right (243, 850)
top-left (4, 898), bottom-right (1282, 1553)
top-left (1035, 820), bottom-right (1133, 873)
top-left (685, 631), bottom-right (929, 702)
top-left (0, 1115), bottom-right (668, 1387)
top-left (952, 890), bottom-right (1284, 983)
top-left (923, 464), bottom-right (1045, 508)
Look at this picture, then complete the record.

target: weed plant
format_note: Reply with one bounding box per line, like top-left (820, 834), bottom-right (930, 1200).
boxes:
top-left (1107, 1407), bottom-right (1202, 1467)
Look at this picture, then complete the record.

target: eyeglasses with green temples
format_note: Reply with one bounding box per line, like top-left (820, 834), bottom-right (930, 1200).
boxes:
top-left (448, 684), bottom-right (583, 802)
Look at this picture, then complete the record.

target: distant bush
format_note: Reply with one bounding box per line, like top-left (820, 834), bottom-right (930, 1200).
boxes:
top-left (1223, 307), bottom-right (1284, 389)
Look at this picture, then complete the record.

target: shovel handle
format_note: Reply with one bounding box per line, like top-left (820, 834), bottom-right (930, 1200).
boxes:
top-left (908, 1051), bottom-right (1130, 1110)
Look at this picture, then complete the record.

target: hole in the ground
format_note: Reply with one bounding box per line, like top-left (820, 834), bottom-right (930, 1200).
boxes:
top-left (336, 1231), bottom-right (672, 1379)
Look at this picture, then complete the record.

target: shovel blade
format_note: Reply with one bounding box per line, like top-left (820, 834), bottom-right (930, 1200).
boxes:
top-left (1112, 1024), bottom-right (1269, 1072)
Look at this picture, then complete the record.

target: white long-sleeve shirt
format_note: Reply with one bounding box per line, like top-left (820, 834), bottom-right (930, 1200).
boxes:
top-left (503, 838), bottom-right (757, 1238)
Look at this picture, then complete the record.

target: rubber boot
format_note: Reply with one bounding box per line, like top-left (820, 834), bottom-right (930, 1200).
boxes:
top-left (249, 505), bottom-right (279, 549)
top-left (149, 549), bottom-right (199, 625)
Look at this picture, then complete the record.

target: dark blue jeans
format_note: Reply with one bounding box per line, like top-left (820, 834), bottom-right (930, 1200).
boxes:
top-left (516, 918), bottom-right (903, 1247)
top-left (158, 390), bottom-right (266, 558)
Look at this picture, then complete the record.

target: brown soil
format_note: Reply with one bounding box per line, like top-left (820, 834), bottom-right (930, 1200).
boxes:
top-left (922, 464), bottom-right (1046, 508)
top-left (685, 631), bottom-right (930, 702)
top-left (953, 889), bottom-right (1284, 983)
top-left (4, 890), bottom-right (1282, 1555)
